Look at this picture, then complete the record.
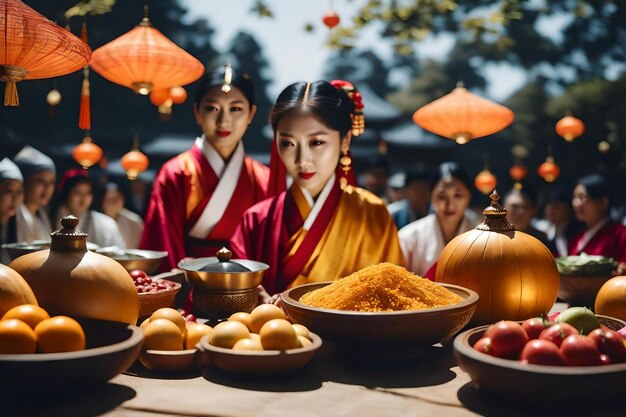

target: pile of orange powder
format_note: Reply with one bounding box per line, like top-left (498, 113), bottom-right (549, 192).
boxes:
top-left (299, 263), bottom-right (463, 312)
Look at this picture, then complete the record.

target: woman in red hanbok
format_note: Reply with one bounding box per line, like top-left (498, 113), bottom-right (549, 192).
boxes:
top-left (140, 66), bottom-right (269, 272)
top-left (230, 80), bottom-right (405, 296)
top-left (568, 174), bottom-right (626, 265)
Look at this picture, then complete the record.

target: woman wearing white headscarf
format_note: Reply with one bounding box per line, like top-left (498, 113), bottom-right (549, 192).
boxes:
top-left (0, 158), bottom-right (24, 264)
top-left (13, 146), bottom-right (56, 243)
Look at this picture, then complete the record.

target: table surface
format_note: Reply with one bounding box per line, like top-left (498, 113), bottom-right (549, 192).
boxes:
top-left (3, 305), bottom-right (625, 417)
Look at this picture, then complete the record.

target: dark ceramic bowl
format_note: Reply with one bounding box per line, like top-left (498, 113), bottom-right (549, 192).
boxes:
top-left (280, 282), bottom-right (478, 349)
top-left (453, 315), bottom-right (626, 404)
top-left (199, 333), bottom-right (322, 374)
top-left (0, 317), bottom-right (143, 387)
top-left (558, 273), bottom-right (613, 306)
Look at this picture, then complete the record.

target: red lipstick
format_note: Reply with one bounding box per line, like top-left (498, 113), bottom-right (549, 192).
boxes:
top-left (217, 130), bottom-right (231, 138)
top-left (298, 172), bottom-right (315, 180)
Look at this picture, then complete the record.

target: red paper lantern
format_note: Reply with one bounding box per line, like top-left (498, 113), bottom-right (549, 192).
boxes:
top-left (413, 83), bottom-right (514, 144)
top-left (72, 136), bottom-right (103, 169)
top-left (509, 165), bottom-right (528, 182)
top-left (537, 157), bottom-right (560, 183)
top-left (474, 169), bottom-right (497, 195)
top-left (121, 149), bottom-right (149, 180)
top-left (169, 86), bottom-right (187, 105)
top-left (555, 115), bottom-right (585, 142)
top-left (322, 11), bottom-right (340, 29)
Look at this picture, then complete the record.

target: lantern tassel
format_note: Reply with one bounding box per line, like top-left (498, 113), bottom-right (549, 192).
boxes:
top-left (78, 68), bottom-right (91, 130)
top-left (4, 81), bottom-right (19, 106)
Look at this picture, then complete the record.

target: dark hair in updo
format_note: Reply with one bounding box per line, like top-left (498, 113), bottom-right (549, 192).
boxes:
top-left (430, 162), bottom-right (471, 192)
top-left (576, 174), bottom-right (611, 205)
top-left (269, 81), bottom-right (354, 137)
top-left (194, 66), bottom-right (256, 106)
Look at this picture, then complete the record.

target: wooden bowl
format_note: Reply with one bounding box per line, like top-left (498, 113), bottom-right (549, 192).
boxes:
top-left (199, 333), bottom-right (322, 374)
top-left (139, 347), bottom-right (209, 373)
top-left (453, 315), bottom-right (626, 404)
top-left (137, 280), bottom-right (182, 322)
top-left (0, 318), bottom-right (143, 387)
top-left (558, 273), bottom-right (612, 306)
top-left (280, 282), bottom-right (478, 349)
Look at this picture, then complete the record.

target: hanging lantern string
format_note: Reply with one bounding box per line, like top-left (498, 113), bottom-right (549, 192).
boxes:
top-left (78, 20), bottom-right (91, 130)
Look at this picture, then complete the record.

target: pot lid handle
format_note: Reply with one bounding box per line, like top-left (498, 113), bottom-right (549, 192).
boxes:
top-left (476, 190), bottom-right (515, 232)
top-left (50, 215), bottom-right (88, 251)
top-left (216, 247), bottom-right (232, 263)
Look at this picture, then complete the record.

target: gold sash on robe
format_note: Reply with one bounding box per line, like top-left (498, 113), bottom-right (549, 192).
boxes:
top-left (287, 185), bottom-right (406, 288)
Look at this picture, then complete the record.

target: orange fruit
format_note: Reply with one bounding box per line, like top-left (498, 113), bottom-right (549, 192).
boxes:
top-left (34, 316), bottom-right (86, 353)
top-left (185, 323), bottom-right (213, 350)
top-left (259, 319), bottom-right (299, 350)
top-left (143, 318), bottom-right (184, 351)
top-left (2, 304), bottom-right (50, 329)
top-left (292, 324), bottom-right (310, 340)
top-left (0, 319), bottom-right (37, 354)
top-left (249, 304), bottom-right (286, 333)
top-left (297, 336), bottom-right (313, 348)
top-left (228, 312), bottom-right (252, 331)
top-left (209, 321), bottom-right (250, 348)
top-left (232, 338), bottom-right (264, 351)
top-left (150, 308), bottom-right (186, 333)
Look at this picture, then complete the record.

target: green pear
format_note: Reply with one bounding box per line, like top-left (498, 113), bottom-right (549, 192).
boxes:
top-left (557, 306), bottom-right (601, 335)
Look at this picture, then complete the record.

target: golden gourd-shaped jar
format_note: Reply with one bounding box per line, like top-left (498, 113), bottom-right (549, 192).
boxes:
top-left (9, 216), bottom-right (138, 324)
top-left (435, 191), bottom-right (559, 325)
top-left (0, 263), bottom-right (38, 317)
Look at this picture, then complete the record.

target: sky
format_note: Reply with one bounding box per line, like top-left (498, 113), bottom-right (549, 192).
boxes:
top-left (181, 0), bottom-right (527, 101)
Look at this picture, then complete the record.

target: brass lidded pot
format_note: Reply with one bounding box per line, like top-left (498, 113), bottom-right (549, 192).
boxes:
top-left (9, 215), bottom-right (139, 324)
top-left (178, 247), bottom-right (269, 319)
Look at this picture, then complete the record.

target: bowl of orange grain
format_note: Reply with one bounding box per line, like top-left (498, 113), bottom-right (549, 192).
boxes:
top-left (280, 263), bottom-right (479, 350)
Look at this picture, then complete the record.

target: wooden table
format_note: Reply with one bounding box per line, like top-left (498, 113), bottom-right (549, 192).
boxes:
top-left (4, 339), bottom-right (625, 417)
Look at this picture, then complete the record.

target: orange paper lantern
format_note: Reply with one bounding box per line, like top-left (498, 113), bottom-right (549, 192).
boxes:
top-left (509, 165), bottom-right (528, 182)
top-left (322, 11), bottom-right (340, 29)
top-left (149, 88), bottom-right (171, 106)
top-left (121, 150), bottom-right (149, 180)
top-left (72, 136), bottom-right (103, 169)
top-left (169, 86), bottom-right (187, 105)
top-left (537, 156), bottom-right (560, 183)
top-left (89, 9), bottom-right (204, 95)
top-left (474, 169), bottom-right (497, 195)
top-left (555, 115), bottom-right (585, 142)
top-left (413, 84), bottom-right (514, 144)
top-left (0, 0), bottom-right (91, 106)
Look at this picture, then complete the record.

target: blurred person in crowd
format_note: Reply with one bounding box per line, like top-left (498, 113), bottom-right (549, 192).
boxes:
top-left (386, 171), bottom-right (405, 204)
top-left (533, 186), bottom-right (581, 257)
top-left (399, 162), bottom-right (477, 276)
top-left (388, 167), bottom-right (431, 230)
top-left (0, 158), bottom-right (23, 264)
top-left (569, 174), bottom-right (626, 263)
top-left (359, 156), bottom-right (390, 201)
top-left (101, 181), bottom-right (144, 249)
top-left (140, 65), bottom-right (269, 273)
top-left (13, 146), bottom-right (55, 243)
top-left (231, 80), bottom-right (405, 297)
top-left (503, 184), bottom-right (549, 247)
top-left (54, 170), bottom-right (125, 249)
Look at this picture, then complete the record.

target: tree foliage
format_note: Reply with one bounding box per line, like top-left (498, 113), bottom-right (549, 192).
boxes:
top-left (330, 1), bottom-right (625, 85)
